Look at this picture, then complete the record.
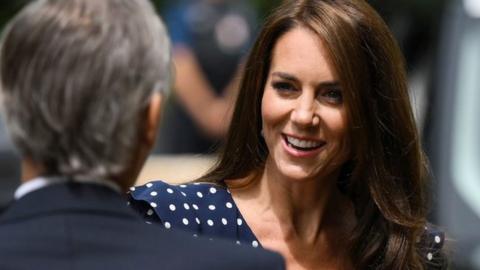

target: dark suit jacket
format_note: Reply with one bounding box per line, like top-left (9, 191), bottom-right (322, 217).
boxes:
top-left (0, 182), bottom-right (285, 270)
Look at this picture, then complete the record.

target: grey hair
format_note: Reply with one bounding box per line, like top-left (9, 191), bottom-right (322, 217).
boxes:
top-left (0, 0), bottom-right (171, 180)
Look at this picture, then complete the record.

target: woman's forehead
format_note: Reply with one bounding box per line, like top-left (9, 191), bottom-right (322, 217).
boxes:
top-left (269, 26), bottom-right (338, 84)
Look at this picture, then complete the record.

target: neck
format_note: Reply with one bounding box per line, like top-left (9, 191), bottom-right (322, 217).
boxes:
top-left (227, 159), bottom-right (356, 269)
top-left (255, 159), bottom-right (351, 244)
top-left (21, 157), bottom-right (137, 194)
top-left (21, 158), bottom-right (45, 183)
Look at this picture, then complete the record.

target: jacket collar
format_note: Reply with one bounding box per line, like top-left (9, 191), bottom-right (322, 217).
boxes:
top-left (15, 176), bottom-right (121, 200)
top-left (0, 181), bottom-right (139, 223)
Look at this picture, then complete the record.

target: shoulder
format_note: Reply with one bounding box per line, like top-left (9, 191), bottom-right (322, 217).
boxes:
top-left (128, 181), bottom-right (235, 231)
top-left (130, 180), bottom-right (260, 246)
top-left (129, 180), bottom-right (229, 209)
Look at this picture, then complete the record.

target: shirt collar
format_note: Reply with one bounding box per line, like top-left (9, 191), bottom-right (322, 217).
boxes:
top-left (14, 176), bottom-right (122, 200)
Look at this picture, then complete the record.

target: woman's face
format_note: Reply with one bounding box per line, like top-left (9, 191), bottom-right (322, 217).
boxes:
top-left (261, 26), bottom-right (350, 182)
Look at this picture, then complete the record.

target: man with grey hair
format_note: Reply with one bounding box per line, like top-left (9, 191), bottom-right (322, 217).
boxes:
top-left (0, 0), bottom-right (285, 269)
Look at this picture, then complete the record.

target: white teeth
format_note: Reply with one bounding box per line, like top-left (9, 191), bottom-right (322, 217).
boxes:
top-left (286, 136), bottom-right (323, 149)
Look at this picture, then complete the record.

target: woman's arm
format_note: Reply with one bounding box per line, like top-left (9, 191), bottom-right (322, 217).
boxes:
top-left (172, 45), bottom-right (241, 138)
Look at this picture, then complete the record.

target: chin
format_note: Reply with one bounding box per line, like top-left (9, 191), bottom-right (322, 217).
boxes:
top-left (276, 163), bottom-right (321, 182)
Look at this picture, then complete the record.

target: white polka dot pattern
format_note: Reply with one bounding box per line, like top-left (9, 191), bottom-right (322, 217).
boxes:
top-left (130, 181), bottom-right (445, 263)
top-left (129, 181), bottom-right (283, 254)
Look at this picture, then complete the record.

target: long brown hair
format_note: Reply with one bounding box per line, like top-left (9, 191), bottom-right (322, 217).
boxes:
top-left (200, 0), bottom-right (431, 268)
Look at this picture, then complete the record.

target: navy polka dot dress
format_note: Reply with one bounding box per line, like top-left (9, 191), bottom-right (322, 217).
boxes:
top-left (128, 180), bottom-right (445, 266)
top-left (129, 181), bottom-right (260, 248)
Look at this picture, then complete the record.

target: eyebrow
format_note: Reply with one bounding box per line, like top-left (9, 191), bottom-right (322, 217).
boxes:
top-left (271, 72), bottom-right (341, 89)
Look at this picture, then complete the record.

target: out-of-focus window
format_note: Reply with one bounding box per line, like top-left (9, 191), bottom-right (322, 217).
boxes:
top-left (451, 17), bottom-right (480, 266)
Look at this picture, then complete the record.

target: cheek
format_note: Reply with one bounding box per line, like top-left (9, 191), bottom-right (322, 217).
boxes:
top-left (322, 109), bottom-right (349, 154)
top-left (323, 108), bottom-right (348, 137)
top-left (261, 88), bottom-right (281, 130)
top-left (328, 110), bottom-right (350, 159)
top-left (261, 107), bottom-right (277, 130)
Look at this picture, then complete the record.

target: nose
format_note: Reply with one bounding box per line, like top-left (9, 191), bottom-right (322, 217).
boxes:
top-left (291, 95), bottom-right (319, 127)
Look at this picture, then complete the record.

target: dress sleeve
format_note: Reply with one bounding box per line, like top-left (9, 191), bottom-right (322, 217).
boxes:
top-left (128, 181), bottom-right (200, 233)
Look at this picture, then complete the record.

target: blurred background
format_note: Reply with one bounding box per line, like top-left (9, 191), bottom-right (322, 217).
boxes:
top-left (0, 0), bottom-right (479, 268)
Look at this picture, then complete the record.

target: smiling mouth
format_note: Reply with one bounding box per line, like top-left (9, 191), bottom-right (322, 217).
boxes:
top-left (283, 135), bottom-right (326, 151)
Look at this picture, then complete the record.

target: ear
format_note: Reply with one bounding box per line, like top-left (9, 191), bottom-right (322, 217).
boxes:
top-left (143, 92), bottom-right (163, 148)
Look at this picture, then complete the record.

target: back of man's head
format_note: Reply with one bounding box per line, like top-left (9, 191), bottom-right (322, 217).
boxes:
top-left (0, 0), bottom-right (171, 184)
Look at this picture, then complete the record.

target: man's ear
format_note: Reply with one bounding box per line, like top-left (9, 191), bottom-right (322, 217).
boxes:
top-left (143, 92), bottom-right (163, 148)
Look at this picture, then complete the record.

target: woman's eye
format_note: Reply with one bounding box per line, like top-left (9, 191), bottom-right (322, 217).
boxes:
top-left (272, 82), bottom-right (296, 93)
top-left (321, 89), bottom-right (343, 104)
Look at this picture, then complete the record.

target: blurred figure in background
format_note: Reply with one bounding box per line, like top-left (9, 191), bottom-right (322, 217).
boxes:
top-left (0, 0), bottom-right (285, 269)
top-left (155, 0), bottom-right (258, 154)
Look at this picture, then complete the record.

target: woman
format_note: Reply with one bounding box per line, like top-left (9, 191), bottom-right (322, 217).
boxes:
top-left (155, 0), bottom-right (257, 154)
top-left (130, 0), bottom-right (446, 269)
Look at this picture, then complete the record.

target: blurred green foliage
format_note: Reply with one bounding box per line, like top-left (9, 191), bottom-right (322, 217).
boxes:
top-left (149, 0), bottom-right (281, 19)
top-left (0, 0), bottom-right (449, 67)
top-left (0, 0), bottom-right (281, 31)
top-left (1, 0), bottom-right (450, 30)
